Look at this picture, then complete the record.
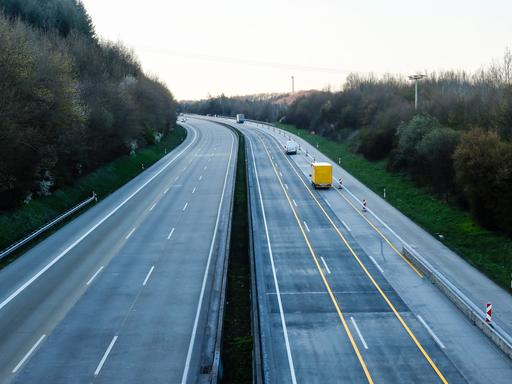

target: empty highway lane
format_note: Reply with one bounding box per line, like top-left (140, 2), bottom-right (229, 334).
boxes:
top-left (0, 118), bottom-right (237, 383)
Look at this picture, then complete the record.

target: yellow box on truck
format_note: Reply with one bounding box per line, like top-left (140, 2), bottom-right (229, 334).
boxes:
top-left (311, 162), bottom-right (332, 188)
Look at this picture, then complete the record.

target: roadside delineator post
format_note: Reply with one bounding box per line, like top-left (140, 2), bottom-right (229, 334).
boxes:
top-left (486, 303), bottom-right (492, 323)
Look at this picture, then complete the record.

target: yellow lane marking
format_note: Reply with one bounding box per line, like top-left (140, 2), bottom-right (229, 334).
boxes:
top-left (261, 134), bottom-right (449, 384)
top-left (255, 136), bottom-right (374, 384)
top-left (331, 186), bottom-right (423, 277)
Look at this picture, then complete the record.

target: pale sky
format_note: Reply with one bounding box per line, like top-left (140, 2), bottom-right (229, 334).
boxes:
top-left (81, 0), bottom-right (511, 100)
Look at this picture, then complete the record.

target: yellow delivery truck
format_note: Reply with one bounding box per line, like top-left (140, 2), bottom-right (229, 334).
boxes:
top-left (310, 162), bottom-right (332, 188)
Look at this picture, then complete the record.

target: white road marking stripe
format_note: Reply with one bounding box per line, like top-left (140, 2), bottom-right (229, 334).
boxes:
top-left (303, 221), bottom-right (310, 233)
top-left (12, 334), bottom-right (46, 373)
top-left (280, 172), bottom-right (283, 177)
top-left (292, 199), bottom-right (298, 207)
top-left (149, 202), bottom-right (157, 211)
top-left (167, 227), bottom-right (175, 239)
top-left (369, 256), bottom-right (384, 274)
top-left (142, 266), bottom-right (155, 286)
top-left (204, 166), bottom-right (207, 170)
top-left (285, 183), bottom-right (289, 190)
top-left (320, 257), bottom-right (331, 274)
top-left (350, 317), bottom-right (368, 349)
top-left (199, 175), bottom-right (203, 181)
top-left (175, 176), bottom-right (179, 181)
top-left (86, 266), bottom-right (104, 286)
top-left (246, 138), bottom-right (297, 384)
top-left (341, 220), bottom-right (351, 232)
top-left (164, 187), bottom-right (169, 194)
top-left (183, 202), bottom-right (188, 211)
top-left (417, 315), bottom-right (446, 349)
top-left (0, 127), bottom-right (198, 312)
top-left (94, 336), bottom-right (118, 376)
top-left (192, 187), bottom-right (196, 194)
top-left (181, 133), bottom-right (236, 384)
top-left (325, 199), bottom-right (332, 208)
top-left (125, 227), bottom-right (136, 239)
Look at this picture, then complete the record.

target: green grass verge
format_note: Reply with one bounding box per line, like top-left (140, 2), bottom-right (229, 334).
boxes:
top-left (0, 125), bottom-right (187, 266)
top-left (277, 123), bottom-right (511, 292)
top-left (222, 132), bottom-right (252, 383)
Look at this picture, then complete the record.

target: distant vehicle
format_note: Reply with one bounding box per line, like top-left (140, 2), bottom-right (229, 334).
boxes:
top-left (285, 140), bottom-right (298, 155)
top-left (236, 114), bottom-right (245, 123)
top-left (310, 162), bottom-right (332, 188)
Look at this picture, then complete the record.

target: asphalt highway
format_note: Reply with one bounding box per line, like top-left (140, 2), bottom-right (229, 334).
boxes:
top-left (0, 118), bottom-right (237, 384)
top-left (232, 119), bottom-right (512, 384)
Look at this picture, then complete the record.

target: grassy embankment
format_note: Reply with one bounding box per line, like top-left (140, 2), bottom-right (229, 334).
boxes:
top-left (0, 125), bottom-right (187, 267)
top-left (222, 132), bottom-right (252, 383)
top-left (278, 123), bottom-right (511, 292)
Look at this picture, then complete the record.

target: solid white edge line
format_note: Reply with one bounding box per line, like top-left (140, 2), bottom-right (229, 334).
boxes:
top-left (183, 202), bottom-right (188, 211)
top-left (341, 220), bottom-right (351, 232)
top-left (368, 256), bottom-right (384, 274)
top-left (417, 315), bottom-right (446, 349)
top-left (167, 227), bottom-right (175, 240)
top-left (303, 221), bottom-right (310, 233)
top-left (181, 132), bottom-right (235, 384)
top-left (350, 316), bottom-right (368, 349)
top-left (142, 266), bottom-right (155, 286)
top-left (0, 127), bottom-right (198, 312)
top-left (125, 227), bottom-right (136, 240)
top-left (247, 137), bottom-right (298, 384)
top-left (94, 335), bottom-right (118, 376)
top-left (12, 334), bottom-right (46, 373)
top-left (320, 257), bottom-right (331, 274)
top-left (86, 266), bottom-right (104, 286)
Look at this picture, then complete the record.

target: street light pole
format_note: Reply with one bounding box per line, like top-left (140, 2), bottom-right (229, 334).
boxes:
top-left (408, 74), bottom-right (426, 110)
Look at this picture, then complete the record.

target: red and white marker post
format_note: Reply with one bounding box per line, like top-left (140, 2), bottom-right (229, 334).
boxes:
top-left (485, 303), bottom-right (492, 323)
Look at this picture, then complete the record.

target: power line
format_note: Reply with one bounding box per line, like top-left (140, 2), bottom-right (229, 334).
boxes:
top-left (138, 47), bottom-right (351, 74)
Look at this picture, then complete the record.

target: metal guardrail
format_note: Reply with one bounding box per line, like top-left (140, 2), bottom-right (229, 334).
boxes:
top-left (0, 192), bottom-right (97, 261)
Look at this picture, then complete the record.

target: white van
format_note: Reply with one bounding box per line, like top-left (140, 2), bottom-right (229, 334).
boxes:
top-left (285, 140), bottom-right (298, 155)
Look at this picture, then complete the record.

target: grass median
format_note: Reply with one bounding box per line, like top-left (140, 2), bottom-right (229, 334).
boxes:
top-left (0, 125), bottom-right (187, 267)
top-left (222, 132), bottom-right (252, 383)
top-left (277, 123), bottom-right (511, 292)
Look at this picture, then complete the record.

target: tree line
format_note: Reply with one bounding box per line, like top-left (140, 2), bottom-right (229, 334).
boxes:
top-left (0, 0), bottom-right (177, 210)
top-left (183, 50), bottom-right (512, 236)
top-left (180, 93), bottom-right (288, 122)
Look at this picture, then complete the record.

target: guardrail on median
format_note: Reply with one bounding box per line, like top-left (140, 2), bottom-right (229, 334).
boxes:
top-left (0, 193), bottom-right (97, 261)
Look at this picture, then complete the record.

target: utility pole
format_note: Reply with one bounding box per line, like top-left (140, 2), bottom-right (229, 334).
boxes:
top-left (291, 75), bottom-right (295, 94)
top-left (408, 74), bottom-right (426, 110)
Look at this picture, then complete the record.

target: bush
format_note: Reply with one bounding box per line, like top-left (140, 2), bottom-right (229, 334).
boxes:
top-left (454, 130), bottom-right (512, 234)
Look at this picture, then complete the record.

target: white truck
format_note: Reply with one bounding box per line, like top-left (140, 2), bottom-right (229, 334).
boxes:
top-left (285, 140), bottom-right (298, 155)
top-left (236, 114), bottom-right (245, 123)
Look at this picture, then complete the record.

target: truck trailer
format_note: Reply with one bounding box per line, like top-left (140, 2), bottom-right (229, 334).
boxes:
top-left (236, 114), bottom-right (245, 123)
top-left (310, 162), bottom-right (332, 188)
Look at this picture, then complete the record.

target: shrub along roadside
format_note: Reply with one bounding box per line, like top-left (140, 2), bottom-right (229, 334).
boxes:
top-left (278, 123), bottom-right (512, 292)
top-left (0, 125), bottom-right (186, 268)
